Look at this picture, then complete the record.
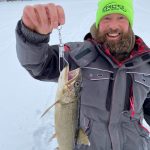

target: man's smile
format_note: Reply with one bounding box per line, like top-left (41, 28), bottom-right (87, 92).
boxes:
top-left (106, 33), bottom-right (121, 41)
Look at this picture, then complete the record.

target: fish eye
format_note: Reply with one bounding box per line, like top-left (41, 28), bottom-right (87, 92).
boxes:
top-left (74, 81), bottom-right (80, 87)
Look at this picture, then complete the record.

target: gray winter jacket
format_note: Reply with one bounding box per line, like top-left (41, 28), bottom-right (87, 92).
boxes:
top-left (16, 20), bottom-right (150, 150)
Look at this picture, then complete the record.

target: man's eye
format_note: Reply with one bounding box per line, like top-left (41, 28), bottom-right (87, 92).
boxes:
top-left (104, 17), bottom-right (111, 20)
top-left (119, 16), bottom-right (125, 20)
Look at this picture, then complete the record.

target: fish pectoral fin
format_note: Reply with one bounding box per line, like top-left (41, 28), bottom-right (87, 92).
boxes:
top-left (77, 128), bottom-right (90, 146)
top-left (40, 100), bottom-right (60, 118)
top-left (48, 133), bottom-right (57, 142)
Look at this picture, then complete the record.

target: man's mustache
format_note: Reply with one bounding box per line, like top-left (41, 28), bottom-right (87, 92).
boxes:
top-left (105, 28), bottom-right (122, 35)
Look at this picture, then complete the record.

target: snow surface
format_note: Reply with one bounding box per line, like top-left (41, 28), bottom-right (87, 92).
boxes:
top-left (0, 0), bottom-right (150, 150)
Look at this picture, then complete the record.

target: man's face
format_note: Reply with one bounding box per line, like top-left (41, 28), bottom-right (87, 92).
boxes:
top-left (97, 13), bottom-right (133, 61)
top-left (99, 13), bottom-right (129, 42)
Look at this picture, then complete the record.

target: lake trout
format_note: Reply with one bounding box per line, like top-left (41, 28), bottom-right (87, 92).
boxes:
top-left (54, 65), bottom-right (90, 150)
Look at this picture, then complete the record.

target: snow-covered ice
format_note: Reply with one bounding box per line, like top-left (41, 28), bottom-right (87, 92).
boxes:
top-left (0, 0), bottom-right (150, 150)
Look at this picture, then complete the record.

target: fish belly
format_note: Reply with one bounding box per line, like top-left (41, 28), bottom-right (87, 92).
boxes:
top-left (55, 101), bottom-right (77, 150)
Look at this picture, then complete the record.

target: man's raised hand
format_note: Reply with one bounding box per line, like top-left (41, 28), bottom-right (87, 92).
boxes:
top-left (22, 3), bottom-right (65, 34)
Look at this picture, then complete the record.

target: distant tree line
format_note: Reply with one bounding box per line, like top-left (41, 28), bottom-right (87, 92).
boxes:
top-left (0, 0), bottom-right (22, 1)
top-left (7, 0), bottom-right (23, 1)
top-left (0, 0), bottom-right (30, 1)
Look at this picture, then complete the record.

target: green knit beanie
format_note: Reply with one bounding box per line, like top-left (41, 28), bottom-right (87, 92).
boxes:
top-left (96, 0), bottom-right (134, 28)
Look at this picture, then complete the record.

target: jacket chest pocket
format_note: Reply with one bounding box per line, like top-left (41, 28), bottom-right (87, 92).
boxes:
top-left (134, 74), bottom-right (150, 88)
top-left (80, 67), bottom-right (113, 110)
top-left (132, 73), bottom-right (150, 112)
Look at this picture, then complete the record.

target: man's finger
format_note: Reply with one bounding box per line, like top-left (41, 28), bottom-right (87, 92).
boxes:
top-left (46, 3), bottom-right (59, 28)
top-left (56, 5), bottom-right (65, 25)
top-left (23, 5), bottom-right (39, 28)
top-left (34, 4), bottom-right (48, 27)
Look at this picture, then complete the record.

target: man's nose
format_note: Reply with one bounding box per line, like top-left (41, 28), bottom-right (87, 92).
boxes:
top-left (108, 20), bottom-right (119, 30)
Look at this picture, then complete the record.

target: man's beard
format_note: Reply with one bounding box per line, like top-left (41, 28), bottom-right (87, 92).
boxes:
top-left (91, 24), bottom-right (135, 61)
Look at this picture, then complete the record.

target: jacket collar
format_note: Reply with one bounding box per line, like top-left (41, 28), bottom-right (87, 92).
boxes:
top-left (69, 34), bottom-right (150, 69)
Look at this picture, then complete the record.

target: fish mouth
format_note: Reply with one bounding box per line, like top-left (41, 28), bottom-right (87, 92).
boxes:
top-left (106, 33), bottom-right (121, 41)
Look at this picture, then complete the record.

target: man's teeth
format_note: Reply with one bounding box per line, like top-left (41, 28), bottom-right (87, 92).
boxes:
top-left (108, 33), bottom-right (119, 37)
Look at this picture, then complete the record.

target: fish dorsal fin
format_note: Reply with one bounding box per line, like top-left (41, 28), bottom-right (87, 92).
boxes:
top-left (77, 128), bottom-right (90, 146)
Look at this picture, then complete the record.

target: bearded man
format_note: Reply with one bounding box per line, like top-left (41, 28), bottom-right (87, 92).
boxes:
top-left (15, 0), bottom-right (150, 149)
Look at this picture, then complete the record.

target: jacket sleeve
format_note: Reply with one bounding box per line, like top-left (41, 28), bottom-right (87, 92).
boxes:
top-left (143, 92), bottom-right (150, 125)
top-left (15, 20), bottom-right (62, 81)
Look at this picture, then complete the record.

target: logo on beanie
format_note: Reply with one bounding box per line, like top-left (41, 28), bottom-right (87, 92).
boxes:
top-left (103, 3), bottom-right (127, 13)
